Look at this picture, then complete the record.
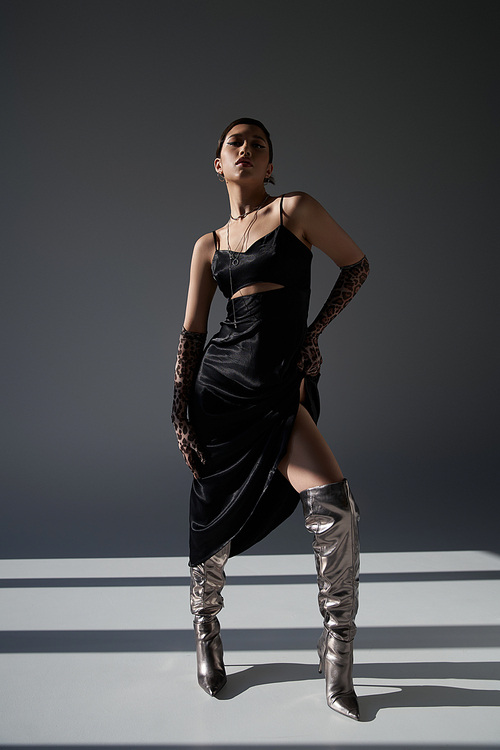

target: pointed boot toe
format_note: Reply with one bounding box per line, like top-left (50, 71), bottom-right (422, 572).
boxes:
top-left (194, 617), bottom-right (227, 697)
top-left (198, 670), bottom-right (227, 697)
top-left (328, 690), bottom-right (360, 720)
top-left (317, 628), bottom-right (360, 719)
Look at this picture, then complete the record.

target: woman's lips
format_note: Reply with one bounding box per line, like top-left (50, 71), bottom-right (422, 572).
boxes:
top-left (236, 159), bottom-right (252, 166)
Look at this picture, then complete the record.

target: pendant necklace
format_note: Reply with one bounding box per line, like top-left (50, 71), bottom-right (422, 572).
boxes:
top-left (226, 194), bottom-right (269, 266)
top-left (226, 194), bottom-right (269, 326)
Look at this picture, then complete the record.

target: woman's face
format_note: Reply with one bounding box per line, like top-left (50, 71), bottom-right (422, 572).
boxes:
top-left (215, 124), bottom-right (273, 184)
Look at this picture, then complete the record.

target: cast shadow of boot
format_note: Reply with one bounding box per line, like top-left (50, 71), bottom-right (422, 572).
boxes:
top-left (215, 659), bottom-right (500, 725)
top-left (216, 662), bottom-right (322, 700)
top-left (360, 683), bottom-right (500, 722)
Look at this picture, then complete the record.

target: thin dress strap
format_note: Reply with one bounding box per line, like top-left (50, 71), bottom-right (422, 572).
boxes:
top-left (279, 194), bottom-right (285, 226)
top-left (212, 230), bottom-right (219, 250)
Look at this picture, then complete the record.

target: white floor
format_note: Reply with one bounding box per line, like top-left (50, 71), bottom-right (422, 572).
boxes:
top-left (0, 550), bottom-right (499, 748)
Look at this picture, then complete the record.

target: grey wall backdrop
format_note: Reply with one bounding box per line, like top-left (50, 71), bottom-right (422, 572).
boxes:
top-left (1, 0), bottom-right (499, 559)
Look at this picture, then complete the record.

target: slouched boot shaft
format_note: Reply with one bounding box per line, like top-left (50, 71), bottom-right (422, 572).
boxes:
top-left (189, 541), bottom-right (231, 696)
top-left (300, 480), bottom-right (361, 720)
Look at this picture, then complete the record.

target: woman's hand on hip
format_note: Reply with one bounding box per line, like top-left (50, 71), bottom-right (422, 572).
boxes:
top-left (172, 415), bottom-right (206, 479)
top-left (297, 333), bottom-right (322, 378)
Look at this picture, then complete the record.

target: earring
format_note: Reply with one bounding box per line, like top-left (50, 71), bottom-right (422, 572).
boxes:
top-left (218, 173), bottom-right (225, 183)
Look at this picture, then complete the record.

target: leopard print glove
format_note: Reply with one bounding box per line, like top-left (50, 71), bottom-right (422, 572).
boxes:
top-left (171, 327), bottom-right (207, 478)
top-left (296, 332), bottom-right (323, 377)
top-left (298, 256), bottom-right (369, 377)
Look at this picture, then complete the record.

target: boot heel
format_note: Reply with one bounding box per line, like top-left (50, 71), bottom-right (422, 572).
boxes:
top-left (317, 627), bottom-right (327, 673)
top-left (318, 654), bottom-right (324, 674)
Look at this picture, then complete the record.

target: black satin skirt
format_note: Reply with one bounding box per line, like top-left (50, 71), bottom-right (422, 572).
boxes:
top-left (188, 287), bottom-right (320, 566)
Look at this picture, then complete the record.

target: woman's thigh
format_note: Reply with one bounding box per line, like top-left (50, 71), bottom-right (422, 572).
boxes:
top-left (278, 403), bottom-right (344, 493)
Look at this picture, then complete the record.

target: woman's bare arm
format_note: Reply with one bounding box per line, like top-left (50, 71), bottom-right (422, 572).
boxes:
top-left (285, 193), bottom-right (369, 378)
top-left (285, 192), bottom-right (365, 267)
top-left (172, 234), bottom-right (217, 477)
top-left (183, 233), bottom-right (218, 333)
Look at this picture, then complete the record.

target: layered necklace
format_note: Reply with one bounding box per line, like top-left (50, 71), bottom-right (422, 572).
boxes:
top-left (226, 193), bottom-right (269, 263)
top-left (226, 193), bottom-right (269, 326)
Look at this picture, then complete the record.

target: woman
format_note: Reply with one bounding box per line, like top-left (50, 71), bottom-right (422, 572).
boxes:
top-left (172, 118), bottom-right (369, 720)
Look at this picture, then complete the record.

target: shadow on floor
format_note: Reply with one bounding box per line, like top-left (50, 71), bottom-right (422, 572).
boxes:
top-left (218, 660), bottom-right (500, 722)
top-left (219, 661), bottom-right (322, 698)
top-left (359, 683), bottom-right (500, 721)
top-left (2, 625), bottom-right (499, 653)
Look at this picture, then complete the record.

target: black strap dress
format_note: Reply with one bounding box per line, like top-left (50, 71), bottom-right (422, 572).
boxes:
top-left (189, 196), bottom-right (320, 566)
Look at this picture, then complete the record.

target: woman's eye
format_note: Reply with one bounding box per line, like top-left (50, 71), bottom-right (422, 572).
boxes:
top-left (226, 141), bottom-right (264, 148)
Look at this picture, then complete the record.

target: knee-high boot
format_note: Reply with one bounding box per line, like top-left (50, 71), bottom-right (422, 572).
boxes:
top-left (189, 541), bottom-right (231, 696)
top-left (300, 479), bottom-right (360, 720)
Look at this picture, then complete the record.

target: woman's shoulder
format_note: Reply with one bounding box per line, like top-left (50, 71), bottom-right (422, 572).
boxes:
top-left (193, 231), bottom-right (217, 254)
top-left (189, 232), bottom-right (218, 269)
top-left (281, 192), bottom-right (324, 227)
top-left (282, 191), bottom-right (319, 211)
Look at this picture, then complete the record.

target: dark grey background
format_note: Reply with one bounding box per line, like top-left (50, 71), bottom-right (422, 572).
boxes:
top-left (1, 0), bottom-right (499, 559)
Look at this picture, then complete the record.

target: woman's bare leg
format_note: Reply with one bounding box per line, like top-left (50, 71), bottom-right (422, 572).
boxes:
top-left (278, 403), bottom-right (344, 493)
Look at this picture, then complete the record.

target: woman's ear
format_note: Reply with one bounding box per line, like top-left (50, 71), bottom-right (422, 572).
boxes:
top-left (214, 157), bottom-right (223, 176)
top-left (266, 163), bottom-right (274, 180)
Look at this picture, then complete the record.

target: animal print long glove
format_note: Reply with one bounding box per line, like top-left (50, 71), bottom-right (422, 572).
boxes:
top-left (297, 256), bottom-right (369, 377)
top-left (171, 327), bottom-right (206, 478)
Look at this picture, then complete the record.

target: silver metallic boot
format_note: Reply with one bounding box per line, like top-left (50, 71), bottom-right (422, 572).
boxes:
top-left (300, 479), bottom-right (360, 720)
top-left (190, 541), bottom-right (231, 696)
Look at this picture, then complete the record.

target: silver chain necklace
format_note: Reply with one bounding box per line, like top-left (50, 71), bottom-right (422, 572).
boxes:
top-left (230, 195), bottom-right (269, 221)
top-left (226, 194), bottom-right (269, 326)
top-left (226, 194), bottom-right (269, 263)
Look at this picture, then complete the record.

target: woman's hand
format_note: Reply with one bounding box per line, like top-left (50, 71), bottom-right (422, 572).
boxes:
top-left (297, 332), bottom-right (323, 377)
top-left (171, 326), bottom-right (207, 479)
top-left (171, 414), bottom-right (206, 479)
